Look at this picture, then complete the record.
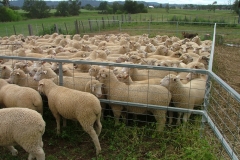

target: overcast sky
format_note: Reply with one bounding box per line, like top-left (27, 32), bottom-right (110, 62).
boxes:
top-left (107, 0), bottom-right (230, 5)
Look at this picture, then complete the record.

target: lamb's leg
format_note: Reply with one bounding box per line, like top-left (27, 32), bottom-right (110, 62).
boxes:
top-left (28, 148), bottom-right (45, 160)
top-left (176, 112), bottom-right (183, 125)
top-left (182, 113), bottom-right (191, 123)
top-left (82, 125), bottom-right (101, 156)
top-left (7, 146), bottom-right (18, 156)
top-left (111, 105), bottom-right (124, 126)
top-left (168, 111), bottom-right (173, 126)
top-left (62, 117), bottom-right (67, 127)
top-left (52, 112), bottom-right (61, 134)
top-left (153, 110), bottom-right (166, 132)
top-left (94, 113), bottom-right (102, 136)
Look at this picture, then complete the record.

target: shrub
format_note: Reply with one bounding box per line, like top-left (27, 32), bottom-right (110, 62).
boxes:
top-left (0, 6), bottom-right (22, 22)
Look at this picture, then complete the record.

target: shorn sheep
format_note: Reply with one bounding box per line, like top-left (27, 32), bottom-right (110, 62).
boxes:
top-left (0, 107), bottom-right (45, 160)
top-left (160, 74), bottom-right (206, 125)
top-left (38, 78), bottom-right (102, 155)
top-left (0, 79), bottom-right (43, 114)
top-left (97, 68), bottom-right (172, 132)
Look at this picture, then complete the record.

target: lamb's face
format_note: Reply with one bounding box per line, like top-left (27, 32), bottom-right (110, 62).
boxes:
top-left (97, 69), bottom-right (110, 83)
top-left (160, 74), bottom-right (178, 88)
top-left (33, 68), bottom-right (46, 81)
top-left (90, 82), bottom-right (103, 98)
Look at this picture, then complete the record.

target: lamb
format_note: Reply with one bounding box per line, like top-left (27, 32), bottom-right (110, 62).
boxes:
top-left (97, 68), bottom-right (171, 132)
top-left (0, 79), bottom-right (43, 114)
top-left (85, 80), bottom-right (107, 120)
top-left (33, 67), bottom-right (58, 81)
top-left (8, 69), bottom-right (39, 90)
top-left (0, 65), bottom-right (12, 79)
top-left (38, 78), bottom-right (102, 155)
top-left (116, 72), bottom-right (162, 85)
top-left (0, 107), bottom-right (45, 160)
top-left (160, 74), bottom-right (206, 125)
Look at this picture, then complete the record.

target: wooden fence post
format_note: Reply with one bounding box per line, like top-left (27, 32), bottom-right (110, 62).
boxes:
top-left (42, 24), bottom-right (45, 32)
top-left (96, 19), bottom-right (99, 32)
top-left (121, 14), bottom-right (124, 23)
top-left (102, 17), bottom-right (105, 29)
top-left (75, 20), bottom-right (79, 34)
top-left (13, 25), bottom-right (16, 35)
top-left (88, 19), bottom-right (92, 32)
top-left (28, 24), bottom-right (33, 36)
top-left (81, 21), bottom-right (85, 33)
top-left (54, 24), bottom-right (59, 34)
top-left (64, 23), bottom-right (68, 34)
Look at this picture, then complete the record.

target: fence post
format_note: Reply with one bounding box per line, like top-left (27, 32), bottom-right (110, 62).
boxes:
top-left (96, 19), bottom-right (99, 32)
top-left (121, 14), bottom-right (124, 23)
top-left (28, 24), bottom-right (33, 36)
top-left (113, 16), bottom-right (115, 26)
top-left (75, 20), bottom-right (79, 34)
top-left (13, 25), bottom-right (16, 35)
top-left (88, 19), bottom-right (92, 32)
top-left (107, 16), bottom-right (110, 27)
top-left (81, 21), bottom-right (85, 33)
top-left (42, 24), bottom-right (45, 33)
top-left (54, 24), bottom-right (59, 34)
top-left (102, 17), bottom-right (105, 29)
top-left (64, 23), bottom-right (68, 34)
top-left (162, 15), bottom-right (163, 22)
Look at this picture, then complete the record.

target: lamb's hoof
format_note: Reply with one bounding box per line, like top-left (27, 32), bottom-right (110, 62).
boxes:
top-left (11, 149), bottom-right (18, 156)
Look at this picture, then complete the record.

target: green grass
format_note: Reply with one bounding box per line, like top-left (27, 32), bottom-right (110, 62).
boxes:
top-left (0, 108), bottom-right (220, 159)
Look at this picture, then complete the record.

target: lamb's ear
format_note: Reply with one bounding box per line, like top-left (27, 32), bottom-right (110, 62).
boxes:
top-left (174, 75), bottom-right (180, 81)
top-left (100, 73), bottom-right (107, 78)
top-left (43, 70), bottom-right (47, 74)
top-left (39, 81), bottom-right (44, 86)
top-left (194, 65), bottom-right (199, 69)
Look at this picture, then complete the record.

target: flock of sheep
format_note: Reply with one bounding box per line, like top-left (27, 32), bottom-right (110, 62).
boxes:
top-left (0, 32), bottom-right (212, 159)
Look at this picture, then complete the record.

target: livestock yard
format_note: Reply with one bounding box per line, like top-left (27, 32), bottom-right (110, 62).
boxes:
top-left (0, 22), bottom-right (240, 160)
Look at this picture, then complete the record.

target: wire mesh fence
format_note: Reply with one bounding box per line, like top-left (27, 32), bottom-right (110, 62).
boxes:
top-left (0, 23), bottom-right (239, 159)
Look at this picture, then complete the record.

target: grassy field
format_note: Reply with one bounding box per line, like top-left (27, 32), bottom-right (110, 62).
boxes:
top-left (0, 8), bottom-right (240, 160)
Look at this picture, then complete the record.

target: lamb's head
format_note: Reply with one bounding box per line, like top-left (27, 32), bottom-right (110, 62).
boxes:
top-left (85, 80), bottom-right (103, 98)
top-left (186, 62), bottom-right (206, 81)
top-left (8, 68), bottom-right (23, 84)
top-left (97, 68), bottom-right (113, 83)
top-left (160, 74), bottom-right (180, 89)
top-left (38, 79), bottom-right (52, 94)
top-left (128, 55), bottom-right (141, 64)
top-left (156, 45), bottom-right (168, 55)
top-left (198, 56), bottom-right (209, 66)
top-left (31, 47), bottom-right (43, 54)
top-left (170, 43), bottom-right (181, 52)
top-left (33, 67), bottom-right (56, 81)
top-left (179, 53), bottom-right (193, 64)
top-left (116, 72), bottom-right (129, 83)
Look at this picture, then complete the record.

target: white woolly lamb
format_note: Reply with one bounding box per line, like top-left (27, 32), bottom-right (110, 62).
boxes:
top-left (8, 69), bottom-right (39, 90)
top-left (160, 74), bottom-right (206, 125)
top-left (97, 68), bottom-right (171, 132)
top-left (38, 78), bottom-right (102, 155)
top-left (0, 107), bottom-right (45, 160)
top-left (0, 79), bottom-right (43, 114)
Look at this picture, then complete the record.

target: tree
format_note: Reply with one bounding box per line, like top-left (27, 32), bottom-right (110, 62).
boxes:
top-left (0, 0), bottom-right (9, 7)
top-left (22, 0), bottom-right (50, 18)
top-left (55, 1), bottom-right (69, 16)
top-left (55, 0), bottom-right (81, 16)
top-left (123, 0), bottom-right (147, 14)
top-left (165, 3), bottom-right (169, 13)
top-left (112, 2), bottom-right (123, 14)
top-left (233, 0), bottom-right (239, 14)
top-left (98, 1), bottom-right (108, 13)
top-left (68, 0), bottom-right (81, 16)
top-left (85, 4), bottom-right (94, 10)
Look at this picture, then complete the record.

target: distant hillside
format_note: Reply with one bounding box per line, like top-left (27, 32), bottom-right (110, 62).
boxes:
top-left (9, 0), bottom-right (167, 8)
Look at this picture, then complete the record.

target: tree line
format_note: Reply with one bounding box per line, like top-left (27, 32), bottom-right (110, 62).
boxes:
top-left (0, 0), bottom-right (148, 22)
top-left (0, 0), bottom-right (239, 22)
